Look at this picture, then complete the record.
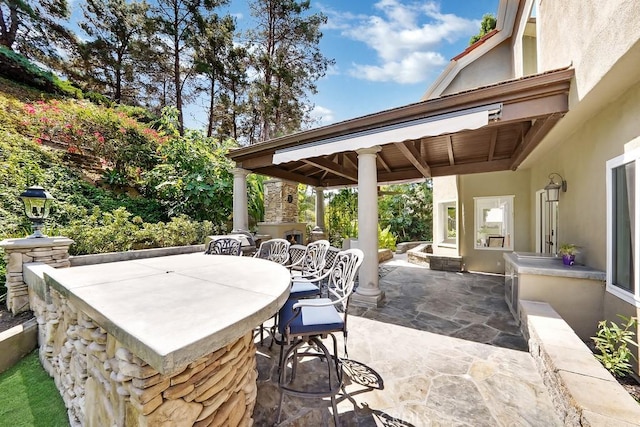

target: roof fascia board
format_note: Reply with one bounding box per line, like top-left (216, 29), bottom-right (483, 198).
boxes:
top-left (421, 0), bottom-right (520, 100)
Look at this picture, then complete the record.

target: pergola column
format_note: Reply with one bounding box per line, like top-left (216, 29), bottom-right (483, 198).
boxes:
top-left (315, 187), bottom-right (325, 230)
top-left (232, 167), bottom-right (250, 231)
top-left (353, 146), bottom-right (384, 307)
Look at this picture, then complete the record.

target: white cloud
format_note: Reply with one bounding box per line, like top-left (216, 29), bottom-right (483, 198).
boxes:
top-left (325, 0), bottom-right (479, 84)
top-left (309, 105), bottom-right (335, 125)
top-left (349, 51), bottom-right (447, 84)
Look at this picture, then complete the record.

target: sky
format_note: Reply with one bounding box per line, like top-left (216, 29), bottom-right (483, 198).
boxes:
top-left (214, 0), bottom-right (500, 130)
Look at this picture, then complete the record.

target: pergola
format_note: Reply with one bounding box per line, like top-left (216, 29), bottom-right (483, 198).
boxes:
top-left (227, 68), bottom-right (574, 306)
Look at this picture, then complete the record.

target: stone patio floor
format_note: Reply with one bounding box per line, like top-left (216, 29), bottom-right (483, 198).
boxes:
top-left (253, 255), bottom-right (562, 426)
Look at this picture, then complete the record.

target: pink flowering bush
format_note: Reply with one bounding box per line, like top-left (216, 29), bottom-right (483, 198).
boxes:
top-left (15, 99), bottom-right (163, 183)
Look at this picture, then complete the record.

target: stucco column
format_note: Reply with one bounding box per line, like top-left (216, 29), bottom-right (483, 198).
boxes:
top-left (315, 187), bottom-right (325, 231)
top-left (232, 167), bottom-right (250, 231)
top-left (353, 146), bottom-right (384, 307)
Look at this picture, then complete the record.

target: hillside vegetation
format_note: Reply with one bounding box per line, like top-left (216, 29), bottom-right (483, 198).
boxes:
top-left (0, 74), bottom-right (257, 296)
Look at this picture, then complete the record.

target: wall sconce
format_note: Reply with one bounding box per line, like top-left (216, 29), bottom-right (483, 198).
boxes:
top-left (19, 185), bottom-right (54, 238)
top-left (544, 173), bottom-right (567, 202)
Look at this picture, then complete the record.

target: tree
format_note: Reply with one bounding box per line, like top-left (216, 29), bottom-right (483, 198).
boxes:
top-left (469, 13), bottom-right (496, 45)
top-left (0, 0), bottom-right (73, 68)
top-left (378, 182), bottom-right (433, 243)
top-left (244, 0), bottom-right (333, 143)
top-left (75, 0), bottom-right (151, 104)
top-left (193, 13), bottom-right (245, 138)
top-left (151, 0), bottom-right (228, 134)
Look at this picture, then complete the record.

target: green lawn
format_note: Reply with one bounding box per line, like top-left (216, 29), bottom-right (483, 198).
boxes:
top-left (0, 351), bottom-right (69, 427)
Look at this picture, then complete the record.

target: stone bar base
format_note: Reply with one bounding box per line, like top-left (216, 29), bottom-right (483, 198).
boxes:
top-left (1, 237), bottom-right (72, 314)
top-left (30, 287), bottom-right (258, 427)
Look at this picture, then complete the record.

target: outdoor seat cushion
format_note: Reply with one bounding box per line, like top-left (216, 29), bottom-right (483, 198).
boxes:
top-left (290, 280), bottom-right (320, 298)
top-left (278, 298), bottom-right (344, 336)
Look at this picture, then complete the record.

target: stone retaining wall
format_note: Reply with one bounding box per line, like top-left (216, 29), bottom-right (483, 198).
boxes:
top-left (521, 300), bottom-right (640, 426)
top-left (30, 287), bottom-right (257, 427)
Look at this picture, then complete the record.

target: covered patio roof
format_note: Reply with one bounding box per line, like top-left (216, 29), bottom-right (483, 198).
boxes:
top-left (228, 68), bottom-right (574, 188)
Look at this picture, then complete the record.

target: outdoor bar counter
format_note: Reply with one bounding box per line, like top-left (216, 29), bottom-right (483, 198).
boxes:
top-left (25, 253), bottom-right (291, 427)
top-left (503, 252), bottom-right (606, 340)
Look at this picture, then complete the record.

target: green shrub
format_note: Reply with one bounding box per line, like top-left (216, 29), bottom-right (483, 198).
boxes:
top-left (378, 225), bottom-right (397, 251)
top-left (53, 207), bottom-right (222, 255)
top-left (591, 315), bottom-right (639, 377)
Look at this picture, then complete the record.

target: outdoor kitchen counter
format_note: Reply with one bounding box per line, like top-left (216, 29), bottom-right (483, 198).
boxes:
top-left (503, 252), bottom-right (606, 280)
top-left (503, 252), bottom-right (606, 341)
top-left (42, 253), bottom-right (291, 375)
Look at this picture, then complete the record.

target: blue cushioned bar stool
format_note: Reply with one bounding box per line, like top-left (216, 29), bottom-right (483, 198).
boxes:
top-left (276, 249), bottom-right (364, 426)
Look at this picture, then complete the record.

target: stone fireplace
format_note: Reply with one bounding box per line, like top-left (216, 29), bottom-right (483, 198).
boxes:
top-left (257, 179), bottom-right (307, 244)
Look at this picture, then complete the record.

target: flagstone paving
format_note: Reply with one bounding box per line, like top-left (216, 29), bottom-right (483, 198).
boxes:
top-left (253, 256), bottom-right (561, 426)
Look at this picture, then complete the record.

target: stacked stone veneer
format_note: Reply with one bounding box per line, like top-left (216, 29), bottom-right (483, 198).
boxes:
top-left (263, 179), bottom-right (298, 223)
top-left (29, 285), bottom-right (258, 427)
top-left (1, 237), bottom-right (72, 315)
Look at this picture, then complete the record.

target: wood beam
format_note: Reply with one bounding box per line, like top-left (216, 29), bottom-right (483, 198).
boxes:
top-left (302, 158), bottom-right (358, 182)
top-left (510, 113), bottom-right (562, 170)
top-left (446, 135), bottom-right (455, 166)
top-left (488, 128), bottom-right (498, 161)
top-left (254, 166), bottom-right (321, 187)
top-left (432, 159), bottom-right (513, 177)
top-left (343, 152), bottom-right (358, 170)
top-left (394, 141), bottom-right (432, 178)
top-left (377, 151), bottom-right (392, 173)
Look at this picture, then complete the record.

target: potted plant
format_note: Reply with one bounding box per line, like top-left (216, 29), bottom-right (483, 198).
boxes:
top-left (558, 243), bottom-right (579, 266)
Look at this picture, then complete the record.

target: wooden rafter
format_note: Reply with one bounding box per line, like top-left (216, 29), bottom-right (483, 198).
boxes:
top-left (256, 166), bottom-right (321, 187)
top-left (488, 128), bottom-right (498, 161)
top-left (394, 141), bottom-right (432, 178)
top-left (302, 158), bottom-right (358, 182)
top-left (446, 135), bottom-right (455, 166)
top-left (510, 113), bottom-right (562, 170)
top-left (344, 153), bottom-right (358, 170)
top-left (377, 151), bottom-right (392, 173)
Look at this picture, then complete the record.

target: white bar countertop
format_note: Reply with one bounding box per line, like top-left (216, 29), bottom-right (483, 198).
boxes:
top-left (43, 253), bottom-right (291, 374)
top-left (504, 252), bottom-right (606, 281)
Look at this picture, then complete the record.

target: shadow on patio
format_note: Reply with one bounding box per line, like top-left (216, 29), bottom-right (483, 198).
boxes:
top-left (253, 256), bottom-right (561, 426)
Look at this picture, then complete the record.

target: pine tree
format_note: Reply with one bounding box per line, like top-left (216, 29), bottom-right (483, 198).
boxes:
top-left (0, 0), bottom-right (73, 69)
top-left (244, 0), bottom-right (333, 143)
top-left (75, 0), bottom-right (151, 104)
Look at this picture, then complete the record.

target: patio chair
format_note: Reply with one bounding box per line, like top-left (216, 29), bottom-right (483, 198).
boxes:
top-left (204, 236), bottom-right (242, 256)
top-left (253, 238), bottom-right (291, 265)
top-left (253, 238), bottom-right (292, 344)
top-left (287, 240), bottom-right (330, 299)
top-left (276, 248), bottom-right (364, 426)
top-left (286, 244), bottom-right (307, 273)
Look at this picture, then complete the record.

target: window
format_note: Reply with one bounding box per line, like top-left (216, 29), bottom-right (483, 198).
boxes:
top-left (439, 201), bottom-right (457, 246)
top-left (607, 150), bottom-right (639, 306)
top-left (474, 196), bottom-right (514, 250)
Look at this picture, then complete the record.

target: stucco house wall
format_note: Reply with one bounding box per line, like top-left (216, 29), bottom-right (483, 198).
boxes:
top-left (537, 0), bottom-right (640, 101)
top-left (431, 175), bottom-right (458, 256)
top-left (431, 0), bottom-right (640, 368)
top-left (440, 41), bottom-right (514, 97)
top-left (459, 169), bottom-right (531, 273)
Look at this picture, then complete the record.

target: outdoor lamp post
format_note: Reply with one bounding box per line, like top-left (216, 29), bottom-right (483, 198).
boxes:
top-left (544, 173), bottom-right (567, 202)
top-left (19, 185), bottom-right (54, 238)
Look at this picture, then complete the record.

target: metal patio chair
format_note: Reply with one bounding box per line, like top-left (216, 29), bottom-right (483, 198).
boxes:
top-left (276, 248), bottom-right (364, 427)
top-left (204, 236), bottom-right (242, 256)
top-left (253, 238), bottom-right (291, 265)
top-left (287, 240), bottom-right (330, 299)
